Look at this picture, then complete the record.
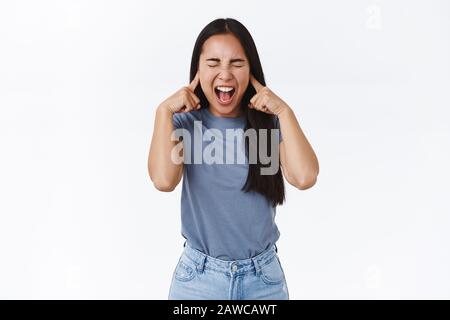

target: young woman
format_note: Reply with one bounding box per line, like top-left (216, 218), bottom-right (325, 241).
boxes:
top-left (148, 18), bottom-right (319, 300)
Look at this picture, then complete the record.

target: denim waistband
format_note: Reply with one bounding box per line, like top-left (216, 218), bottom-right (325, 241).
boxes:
top-left (181, 241), bottom-right (279, 276)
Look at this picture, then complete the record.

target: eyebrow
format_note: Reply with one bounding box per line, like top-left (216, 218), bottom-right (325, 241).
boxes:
top-left (205, 58), bottom-right (246, 63)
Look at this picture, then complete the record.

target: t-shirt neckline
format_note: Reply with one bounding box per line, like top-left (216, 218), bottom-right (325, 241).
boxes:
top-left (202, 107), bottom-right (246, 127)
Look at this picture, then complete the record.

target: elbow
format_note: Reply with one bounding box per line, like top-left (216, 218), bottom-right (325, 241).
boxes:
top-left (285, 158), bottom-right (320, 190)
top-left (289, 173), bottom-right (318, 190)
top-left (151, 178), bottom-right (177, 192)
top-left (297, 176), bottom-right (317, 190)
top-left (148, 168), bottom-right (178, 192)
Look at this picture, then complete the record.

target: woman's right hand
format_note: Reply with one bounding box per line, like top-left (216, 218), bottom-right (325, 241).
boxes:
top-left (159, 71), bottom-right (201, 114)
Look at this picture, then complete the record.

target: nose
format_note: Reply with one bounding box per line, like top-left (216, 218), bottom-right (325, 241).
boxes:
top-left (217, 67), bottom-right (233, 81)
top-left (218, 73), bottom-right (232, 82)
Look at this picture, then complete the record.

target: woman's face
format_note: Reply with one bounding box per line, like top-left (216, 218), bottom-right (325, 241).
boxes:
top-left (198, 33), bottom-right (250, 117)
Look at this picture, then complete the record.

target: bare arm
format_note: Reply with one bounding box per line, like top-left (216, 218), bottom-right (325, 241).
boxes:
top-left (278, 106), bottom-right (319, 190)
top-left (248, 74), bottom-right (319, 190)
top-left (147, 72), bottom-right (200, 192)
top-left (147, 105), bottom-right (184, 192)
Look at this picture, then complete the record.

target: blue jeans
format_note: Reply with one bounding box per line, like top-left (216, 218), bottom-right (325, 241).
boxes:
top-left (168, 241), bottom-right (289, 300)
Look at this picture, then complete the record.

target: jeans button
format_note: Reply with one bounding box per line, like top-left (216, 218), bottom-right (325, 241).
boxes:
top-left (231, 263), bottom-right (238, 272)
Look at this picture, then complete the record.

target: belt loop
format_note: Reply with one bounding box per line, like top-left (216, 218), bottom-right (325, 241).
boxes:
top-left (196, 254), bottom-right (206, 274)
top-left (251, 256), bottom-right (262, 276)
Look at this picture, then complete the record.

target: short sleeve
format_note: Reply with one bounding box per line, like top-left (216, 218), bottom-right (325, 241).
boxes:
top-left (173, 112), bottom-right (184, 129)
top-left (274, 115), bottom-right (283, 143)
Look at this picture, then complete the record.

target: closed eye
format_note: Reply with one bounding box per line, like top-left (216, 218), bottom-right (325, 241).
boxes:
top-left (205, 57), bottom-right (246, 68)
top-left (208, 64), bottom-right (243, 68)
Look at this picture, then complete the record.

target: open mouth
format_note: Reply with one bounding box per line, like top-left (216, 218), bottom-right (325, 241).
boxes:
top-left (214, 86), bottom-right (236, 105)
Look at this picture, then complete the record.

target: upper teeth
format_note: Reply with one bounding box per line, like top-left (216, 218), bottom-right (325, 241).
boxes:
top-left (216, 86), bottom-right (234, 92)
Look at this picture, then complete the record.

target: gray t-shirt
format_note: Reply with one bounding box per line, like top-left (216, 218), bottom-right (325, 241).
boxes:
top-left (172, 107), bottom-right (283, 260)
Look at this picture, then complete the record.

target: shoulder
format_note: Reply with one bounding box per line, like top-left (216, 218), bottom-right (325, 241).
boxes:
top-left (173, 109), bottom-right (203, 129)
top-left (272, 114), bottom-right (283, 142)
top-left (273, 115), bottom-right (280, 128)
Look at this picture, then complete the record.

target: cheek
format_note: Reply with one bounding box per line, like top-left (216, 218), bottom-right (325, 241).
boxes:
top-left (199, 72), bottom-right (215, 93)
top-left (236, 72), bottom-right (250, 93)
top-left (199, 80), bottom-right (210, 96)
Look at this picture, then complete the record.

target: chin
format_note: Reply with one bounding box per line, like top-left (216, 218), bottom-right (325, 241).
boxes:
top-left (211, 103), bottom-right (241, 116)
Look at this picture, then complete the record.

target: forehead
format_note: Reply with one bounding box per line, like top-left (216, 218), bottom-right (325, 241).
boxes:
top-left (200, 33), bottom-right (246, 59)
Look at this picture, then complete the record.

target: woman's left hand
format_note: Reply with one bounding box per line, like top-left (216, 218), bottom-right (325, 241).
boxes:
top-left (248, 74), bottom-right (289, 116)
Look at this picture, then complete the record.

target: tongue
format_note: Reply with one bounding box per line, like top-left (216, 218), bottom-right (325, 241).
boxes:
top-left (218, 91), bottom-right (232, 102)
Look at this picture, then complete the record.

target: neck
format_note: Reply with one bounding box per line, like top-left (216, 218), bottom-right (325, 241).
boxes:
top-left (208, 105), bottom-right (243, 118)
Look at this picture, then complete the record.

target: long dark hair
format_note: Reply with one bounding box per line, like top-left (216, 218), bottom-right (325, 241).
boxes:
top-left (189, 18), bottom-right (285, 207)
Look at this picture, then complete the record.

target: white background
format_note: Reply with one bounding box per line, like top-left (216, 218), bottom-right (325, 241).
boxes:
top-left (0, 0), bottom-right (449, 299)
